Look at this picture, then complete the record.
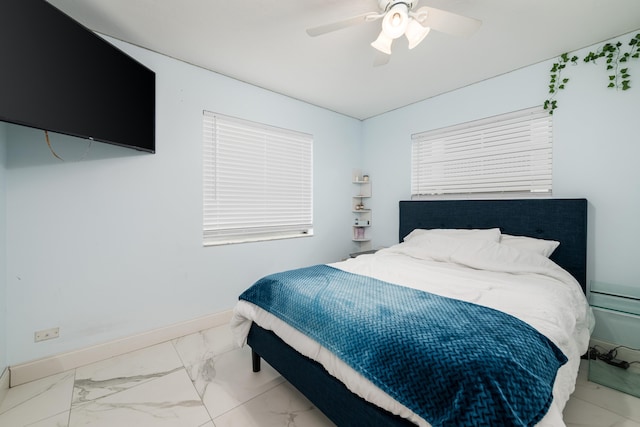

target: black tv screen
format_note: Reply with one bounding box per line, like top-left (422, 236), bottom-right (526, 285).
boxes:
top-left (0, 0), bottom-right (155, 153)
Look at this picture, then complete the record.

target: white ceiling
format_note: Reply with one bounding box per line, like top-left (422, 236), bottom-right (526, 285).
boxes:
top-left (47, 0), bottom-right (640, 120)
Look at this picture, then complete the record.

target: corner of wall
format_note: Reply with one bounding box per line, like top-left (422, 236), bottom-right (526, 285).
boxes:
top-left (0, 121), bottom-right (8, 374)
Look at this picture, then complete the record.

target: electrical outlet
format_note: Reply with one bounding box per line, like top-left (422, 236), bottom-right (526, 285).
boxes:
top-left (34, 327), bottom-right (60, 342)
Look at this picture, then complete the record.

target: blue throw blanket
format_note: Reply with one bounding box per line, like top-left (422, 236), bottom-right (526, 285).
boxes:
top-left (240, 265), bottom-right (567, 426)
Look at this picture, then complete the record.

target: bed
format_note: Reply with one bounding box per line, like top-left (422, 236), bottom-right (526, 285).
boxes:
top-left (231, 199), bottom-right (592, 426)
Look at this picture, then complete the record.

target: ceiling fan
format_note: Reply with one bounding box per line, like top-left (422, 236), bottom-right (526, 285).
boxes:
top-left (306, 0), bottom-right (481, 63)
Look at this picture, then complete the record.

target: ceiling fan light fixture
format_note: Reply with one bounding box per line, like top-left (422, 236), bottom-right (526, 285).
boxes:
top-left (381, 3), bottom-right (409, 39)
top-left (405, 18), bottom-right (431, 49)
top-left (371, 30), bottom-right (393, 55)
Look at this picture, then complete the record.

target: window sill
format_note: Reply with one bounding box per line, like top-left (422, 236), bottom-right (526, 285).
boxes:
top-left (204, 231), bottom-right (313, 247)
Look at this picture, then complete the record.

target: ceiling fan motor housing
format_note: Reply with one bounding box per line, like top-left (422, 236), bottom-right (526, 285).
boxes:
top-left (379, 0), bottom-right (416, 13)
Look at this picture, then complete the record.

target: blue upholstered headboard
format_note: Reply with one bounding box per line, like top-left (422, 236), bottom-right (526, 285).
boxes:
top-left (398, 199), bottom-right (588, 293)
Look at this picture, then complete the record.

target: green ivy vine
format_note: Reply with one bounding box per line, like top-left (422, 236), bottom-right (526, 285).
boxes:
top-left (544, 33), bottom-right (640, 114)
top-left (544, 53), bottom-right (578, 114)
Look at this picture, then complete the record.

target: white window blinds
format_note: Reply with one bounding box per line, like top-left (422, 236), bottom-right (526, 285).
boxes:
top-left (203, 112), bottom-right (313, 245)
top-left (411, 106), bottom-right (552, 198)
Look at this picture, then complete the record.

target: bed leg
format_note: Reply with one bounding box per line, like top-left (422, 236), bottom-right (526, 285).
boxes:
top-left (251, 349), bottom-right (261, 372)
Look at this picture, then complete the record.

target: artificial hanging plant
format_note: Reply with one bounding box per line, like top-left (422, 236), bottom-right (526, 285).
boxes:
top-left (544, 53), bottom-right (578, 114)
top-left (544, 32), bottom-right (640, 114)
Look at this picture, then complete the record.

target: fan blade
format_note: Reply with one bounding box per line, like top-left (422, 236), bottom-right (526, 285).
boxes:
top-left (415, 6), bottom-right (481, 37)
top-left (306, 13), bottom-right (381, 37)
top-left (373, 51), bottom-right (390, 67)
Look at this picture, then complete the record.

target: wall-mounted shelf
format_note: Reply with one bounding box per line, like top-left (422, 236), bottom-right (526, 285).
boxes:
top-left (352, 170), bottom-right (372, 251)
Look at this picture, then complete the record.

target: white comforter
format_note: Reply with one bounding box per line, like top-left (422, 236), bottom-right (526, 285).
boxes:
top-left (231, 234), bottom-right (594, 426)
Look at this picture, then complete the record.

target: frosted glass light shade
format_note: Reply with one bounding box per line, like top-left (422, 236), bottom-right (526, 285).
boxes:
top-left (381, 3), bottom-right (409, 39)
top-left (405, 18), bottom-right (431, 49)
top-left (371, 30), bottom-right (393, 55)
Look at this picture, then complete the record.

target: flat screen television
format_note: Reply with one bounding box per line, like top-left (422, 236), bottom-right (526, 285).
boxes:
top-left (0, 0), bottom-right (156, 153)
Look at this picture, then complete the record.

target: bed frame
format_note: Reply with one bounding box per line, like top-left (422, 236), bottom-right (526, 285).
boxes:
top-left (248, 198), bottom-right (588, 426)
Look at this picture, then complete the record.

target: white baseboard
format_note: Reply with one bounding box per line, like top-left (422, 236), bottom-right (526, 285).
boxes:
top-left (9, 309), bottom-right (233, 387)
top-left (0, 367), bottom-right (9, 404)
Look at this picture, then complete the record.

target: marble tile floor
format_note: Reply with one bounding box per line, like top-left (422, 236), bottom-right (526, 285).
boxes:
top-left (0, 323), bottom-right (638, 427)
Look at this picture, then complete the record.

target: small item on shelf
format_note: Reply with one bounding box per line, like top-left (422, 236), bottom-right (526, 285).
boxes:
top-left (355, 227), bottom-right (365, 239)
top-left (363, 175), bottom-right (369, 182)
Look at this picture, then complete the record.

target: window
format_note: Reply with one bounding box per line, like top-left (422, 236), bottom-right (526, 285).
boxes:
top-left (203, 112), bottom-right (313, 245)
top-left (411, 106), bottom-right (552, 198)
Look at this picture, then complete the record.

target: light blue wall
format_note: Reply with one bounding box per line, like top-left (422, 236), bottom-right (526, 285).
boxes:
top-left (5, 38), bottom-right (362, 365)
top-left (363, 31), bottom-right (640, 344)
top-left (5, 29), bottom-right (639, 366)
top-left (0, 122), bottom-right (7, 372)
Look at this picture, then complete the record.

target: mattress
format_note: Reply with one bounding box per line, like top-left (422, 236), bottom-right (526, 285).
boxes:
top-left (231, 234), bottom-right (594, 426)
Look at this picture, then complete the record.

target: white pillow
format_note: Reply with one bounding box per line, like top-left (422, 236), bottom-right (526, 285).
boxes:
top-left (500, 234), bottom-right (560, 257)
top-left (389, 232), bottom-right (574, 284)
top-left (403, 228), bottom-right (501, 243)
